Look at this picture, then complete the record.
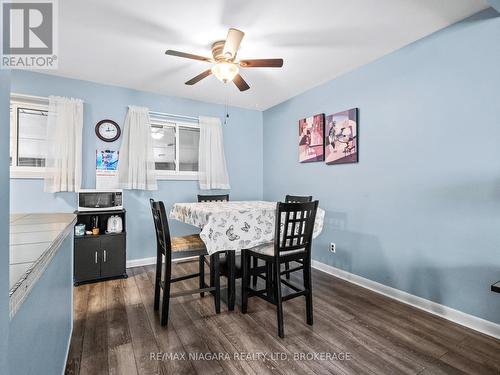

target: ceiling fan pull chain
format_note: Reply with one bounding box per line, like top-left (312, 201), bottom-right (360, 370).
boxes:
top-left (224, 84), bottom-right (229, 125)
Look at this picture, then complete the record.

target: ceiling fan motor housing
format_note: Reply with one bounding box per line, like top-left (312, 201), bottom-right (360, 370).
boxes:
top-left (212, 40), bottom-right (230, 61)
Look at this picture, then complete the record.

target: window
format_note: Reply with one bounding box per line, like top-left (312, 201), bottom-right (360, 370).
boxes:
top-left (150, 114), bottom-right (199, 180)
top-left (10, 95), bottom-right (49, 179)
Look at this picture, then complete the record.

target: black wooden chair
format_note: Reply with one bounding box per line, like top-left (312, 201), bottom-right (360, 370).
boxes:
top-left (250, 195), bottom-right (313, 285)
top-left (150, 199), bottom-right (220, 326)
top-left (282, 195), bottom-right (313, 280)
top-left (197, 194), bottom-right (229, 293)
top-left (196, 193), bottom-right (267, 310)
top-left (197, 193), bottom-right (240, 309)
top-left (241, 200), bottom-right (319, 338)
top-left (197, 194), bottom-right (229, 202)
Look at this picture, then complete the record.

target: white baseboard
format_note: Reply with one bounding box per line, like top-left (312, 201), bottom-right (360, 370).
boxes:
top-left (126, 256), bottom-right (197, 268)
top-left (127, 257), bottom-right (156, 268)
top-left (311, 260), bottom-right (500, 340)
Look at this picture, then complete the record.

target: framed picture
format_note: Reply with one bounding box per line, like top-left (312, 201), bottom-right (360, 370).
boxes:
top-left (96, 149), bottom-right (119, 171)
top-left (299, 114), bottom-right (325, 163)
top-left (325, 108), bottom-right (358, 165)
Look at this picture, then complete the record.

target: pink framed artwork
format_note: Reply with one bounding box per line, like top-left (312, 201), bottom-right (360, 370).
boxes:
top-left (325, 108), bottom-right (358, 165)
top-left (298, 114), bottom-right (325, 163)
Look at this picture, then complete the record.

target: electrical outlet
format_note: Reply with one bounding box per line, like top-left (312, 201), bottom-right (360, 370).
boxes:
top-left (330, 242), bottom-right (336, 253)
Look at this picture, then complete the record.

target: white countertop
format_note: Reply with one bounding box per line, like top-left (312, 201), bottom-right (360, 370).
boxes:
top-left (9, 213), bottom-right (76, 317)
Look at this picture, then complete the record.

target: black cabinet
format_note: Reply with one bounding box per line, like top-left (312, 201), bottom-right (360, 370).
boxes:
top-left (74, 236), bottom-right (101, 282)
top-left (100, 234), bottom-right (126, 278)
top-left (74, 210), bottom-right (127, 285)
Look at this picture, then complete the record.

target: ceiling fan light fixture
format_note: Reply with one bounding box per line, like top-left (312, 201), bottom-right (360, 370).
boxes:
top-left (211, 62), bottom-right (239, 83)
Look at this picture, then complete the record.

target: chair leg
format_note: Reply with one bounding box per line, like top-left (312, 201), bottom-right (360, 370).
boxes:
top-left (199, 255), bottom-right (205, 298)
top-left (285, 262), bottom-right (290, 280)
top-left (252, 256), bottom-right (258, 287)
top-left (160, 257), bottom-right (171, 326)
top-left (274, 258), bottom-right (284, 338)
top-left (265, 261), bottom-right (273, 298)
top-left (154, 252), bottom-right (162, 311)
top-left (227, 251), bottom-right (236, 311)
top-left (211, 252), bottom-right (221, 314)
top-left (304, 257), bottom-right (313, 326)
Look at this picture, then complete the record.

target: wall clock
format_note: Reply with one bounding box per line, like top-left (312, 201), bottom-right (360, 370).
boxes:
top-left (95, 119), bottom-right (121, 142)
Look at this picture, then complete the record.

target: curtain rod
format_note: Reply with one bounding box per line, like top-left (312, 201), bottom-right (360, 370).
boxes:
top-left (10, 92), bottom-right (85, 103)
top-left (11, 93), bottom-right (49, 102)
top-left (11, 93), bottom-right (86, 103)
top-left (149, 111), bottom-right (199, 122)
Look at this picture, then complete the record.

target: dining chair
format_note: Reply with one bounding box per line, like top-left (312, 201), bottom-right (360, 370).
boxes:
top-left (241, 200), bottom-right (319, 338)
top-left (196, 193), bottom-right (267, 310)
top-left (198, 194), bottom-right (229, 306)
top-left (197, 194), bottom-right (229, 202)
top-left (150, 199), bottom-right (220, 326)
top-left (196, 193), bottom-right (245, 310)
top-left (281, 195), bottom-right (313, 281)
top-left (250, 195), bottom-right (313, 286)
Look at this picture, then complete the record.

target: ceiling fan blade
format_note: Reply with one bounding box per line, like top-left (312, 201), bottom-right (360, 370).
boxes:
top-left (165, 50), bottom-right (212, 62)
top-left (239, 58), bottom-right (283, 68)
top-left (233, 74), bottom-right (250, 91)
top-left (222, 28), bottom-right (245, 60)
top-left (185, 69), bottom-right (212, 85)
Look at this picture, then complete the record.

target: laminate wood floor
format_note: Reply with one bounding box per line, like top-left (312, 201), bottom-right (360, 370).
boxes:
top-left (65, 261), bottom-right (500, 375)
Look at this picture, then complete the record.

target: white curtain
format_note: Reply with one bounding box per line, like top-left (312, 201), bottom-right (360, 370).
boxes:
top-left (198, 116), bottom-right (230, 190)
top-left (44, 96), bottom-right (83, 193)
top-left (118, 105), bottom-right (157, 190)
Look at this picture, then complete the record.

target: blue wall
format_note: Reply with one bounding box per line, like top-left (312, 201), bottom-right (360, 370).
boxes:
top-left (8, 235), bottom-right (73, 375)
top-left (263, 9), bottom-right (500, 324)
top-left (0, 70), bottom-right (11, 375)
top-left (11, 71), bottom-right (263, 261)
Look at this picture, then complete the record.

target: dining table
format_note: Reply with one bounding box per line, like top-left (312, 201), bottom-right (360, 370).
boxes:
top-left (170, 200), bottom-right (325, 310)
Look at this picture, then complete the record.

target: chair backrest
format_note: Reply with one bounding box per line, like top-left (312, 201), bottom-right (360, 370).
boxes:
top-left (197, 194), bottom-right (229, 202)
top-left (285, 195), bottom-right (313, 203)
top-left (274, 200), bottom-right (319, 257)
top-left (149, 199), bottom-right (172, 257)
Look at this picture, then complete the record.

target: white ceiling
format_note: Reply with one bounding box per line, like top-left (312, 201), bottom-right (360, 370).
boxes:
top-left (45, 0), bottom-right (488, 110)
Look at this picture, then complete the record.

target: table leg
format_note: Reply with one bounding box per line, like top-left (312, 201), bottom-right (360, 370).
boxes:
top-left (211, 252), bottom-right (221, 314)
top-left (227, 250), bottom-right (236, 311)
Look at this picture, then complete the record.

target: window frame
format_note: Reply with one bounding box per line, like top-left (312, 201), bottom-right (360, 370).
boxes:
top-left (10, 94), bottom-right (49, 179)
top-left (149, 115), bottom-right (200, 181)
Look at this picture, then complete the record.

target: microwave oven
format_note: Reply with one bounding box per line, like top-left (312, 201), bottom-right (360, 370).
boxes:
top-left (78, 189), bottom-right (123, 212)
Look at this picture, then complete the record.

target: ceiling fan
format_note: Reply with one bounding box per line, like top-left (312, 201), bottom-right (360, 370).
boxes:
top-left (165, 28), bottom-right (283, 92)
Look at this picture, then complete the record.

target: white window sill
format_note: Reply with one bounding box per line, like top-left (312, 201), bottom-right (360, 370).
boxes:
top-left (10, 167), bottom-right (46, 179)
top-left (156, 172), bottom-right (199, 181)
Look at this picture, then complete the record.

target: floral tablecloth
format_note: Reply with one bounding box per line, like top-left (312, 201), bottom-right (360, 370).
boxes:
top-left (170, 201), bottom-right (325, 255)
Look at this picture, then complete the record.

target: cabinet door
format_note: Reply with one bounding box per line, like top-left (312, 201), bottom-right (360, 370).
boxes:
top-left (74, 237), bottom-right (101, 282)
top-left (100, 234), bottom-right (126, 278)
